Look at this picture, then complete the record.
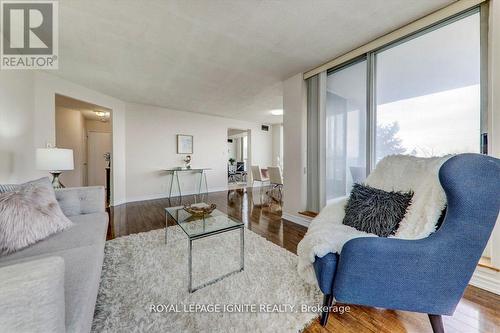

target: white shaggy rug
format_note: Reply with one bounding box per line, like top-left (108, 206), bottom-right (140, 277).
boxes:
top-left (92, 226), bottom-right (322, 332)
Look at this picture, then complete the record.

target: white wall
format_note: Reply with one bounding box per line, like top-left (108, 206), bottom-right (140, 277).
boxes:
top-left (227, 139), bottom-right (237, 161)
top-left (0, 71), bottom-right (126, 204)
top-left (86, 119), bottom-right (112, 133)
top-left (228, 136), bottom-right (242, 161)
top-left (124, 103), bottom-right (273, 202)
top-left (0, 71), bottom-right (41, 183)
top-left (32, 72), bottom-right (127, 205)
top-left (1, 71), bottom-right (272, 205)
top-left (271, 123), bottom-right (283, 167)
top-left (282, 74), bottom-right (308, 221)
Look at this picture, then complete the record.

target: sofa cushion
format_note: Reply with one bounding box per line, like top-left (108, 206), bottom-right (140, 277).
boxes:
top-left (55, 189), bottom-right (81, 216)
top-left (55, 187), bottom-right (106, 216)
top-left (0, 212), bottom-right (108, 264)
top-left (0, 178), bottom-right (74, 254)
top-left (0, 256), bottom-right (66, 333)
top-left (0, 245), bottom-right (105, 333)
top-left (61, 245), bottom-right (104, 333)
top-left (342, 183), bottom-right (413, 237)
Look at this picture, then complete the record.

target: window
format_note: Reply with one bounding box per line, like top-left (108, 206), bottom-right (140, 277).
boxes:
top-left (242, 135), bottom-right (248, 167)
top-left (320, 8), bottom-right (484, 206)
top-left (375, 12), bottom-right (481, 161)
top-left (326, 60), bottom-right (367, 202)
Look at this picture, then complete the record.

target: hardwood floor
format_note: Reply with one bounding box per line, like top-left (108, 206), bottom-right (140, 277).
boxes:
top-left (108, 188), bottom-right (500, 333)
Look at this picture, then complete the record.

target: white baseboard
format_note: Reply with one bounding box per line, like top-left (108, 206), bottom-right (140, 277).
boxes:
top-left (111, 199), bottom-right (126, 206)
top-left (116, 186), bottom-right (228, 206)
top-left (281, 212), bottom-right (311, 228)
top-left (469, 266), bottom-right (500, 295)
top-left (110, 183), bottom-right (272, 207)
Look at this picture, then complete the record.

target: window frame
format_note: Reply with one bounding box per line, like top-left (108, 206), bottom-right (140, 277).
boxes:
top-left (324, 56), bottom-right (368, 202)
top-left (326, 5), bottom-right (487, 175)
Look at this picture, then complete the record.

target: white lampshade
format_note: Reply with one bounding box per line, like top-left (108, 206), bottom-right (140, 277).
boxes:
top-left (36, 148), bottom-right (74, 171)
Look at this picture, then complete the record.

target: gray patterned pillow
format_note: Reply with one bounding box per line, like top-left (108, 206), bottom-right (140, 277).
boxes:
top-left (342, 183), bottom-right (413, 237)
top-left (0, 184), bottom-right (17, 193)
top-left (0, 177), bottom-right (48, 193)
top-left (0, 178), bottom-right (74, 254)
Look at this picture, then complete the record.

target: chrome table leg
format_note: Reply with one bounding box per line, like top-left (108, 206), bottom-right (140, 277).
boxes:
top-left (176, 172), bottom-right (182, 201)
top-left (240, 226), bottom-right (245, 271)
top-left (188, 239), bottom-right (192, 292)
top-left (168, 172), bottom-right (174, 198)
top-left (165, 214), bottom-right (168, 244)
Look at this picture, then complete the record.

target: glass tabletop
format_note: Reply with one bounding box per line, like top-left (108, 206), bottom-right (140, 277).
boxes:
top-left (165, 204), bottom-right (243, 238)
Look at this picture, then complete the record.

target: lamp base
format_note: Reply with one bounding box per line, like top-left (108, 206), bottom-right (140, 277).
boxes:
top-left (50, 172), bottom-right (65, 189)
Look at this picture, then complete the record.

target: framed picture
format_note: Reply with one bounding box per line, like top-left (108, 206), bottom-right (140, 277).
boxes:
top-left (177, 134), bottom-right (193, 154)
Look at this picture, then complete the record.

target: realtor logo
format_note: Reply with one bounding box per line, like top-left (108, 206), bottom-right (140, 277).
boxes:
top-left (1, 1), bottom-right (58, 69)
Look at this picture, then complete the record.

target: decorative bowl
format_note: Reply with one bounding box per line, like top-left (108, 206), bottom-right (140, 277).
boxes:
top-left (183, 203), bottom-right (216, 217)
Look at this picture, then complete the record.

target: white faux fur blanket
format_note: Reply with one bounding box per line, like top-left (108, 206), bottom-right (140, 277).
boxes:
top-left (297, 155), bottom-right (451, 284)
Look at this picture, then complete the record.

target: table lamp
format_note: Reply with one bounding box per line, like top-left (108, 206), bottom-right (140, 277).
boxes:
top-left (36, 148), bottom-right (74, 188)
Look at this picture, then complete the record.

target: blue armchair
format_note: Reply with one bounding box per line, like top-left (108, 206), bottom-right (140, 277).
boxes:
top-left (314, 154), bottom-right (500, 332)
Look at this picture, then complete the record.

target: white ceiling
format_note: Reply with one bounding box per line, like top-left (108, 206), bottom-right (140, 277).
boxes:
top-left (55, 0), bottom-right (456, 124)
top-left (327, 12), bottom-right (479, 107)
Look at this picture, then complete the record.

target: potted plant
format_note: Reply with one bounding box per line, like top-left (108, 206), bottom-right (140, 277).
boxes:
top-left (228, 158), bottom-right (236, 165)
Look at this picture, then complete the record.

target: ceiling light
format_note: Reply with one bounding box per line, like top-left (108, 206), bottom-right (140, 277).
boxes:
top-left (95, 111), bottom-right (109, 117)
top-left (270, 109), bottom-right (283, 116)
top-left (94, 111), bottom-right (110, 122)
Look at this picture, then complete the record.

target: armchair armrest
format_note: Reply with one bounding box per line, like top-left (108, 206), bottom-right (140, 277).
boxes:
top-left (315, 196), bottom-right (348, 221)
top-left (0, 257), bottom-right (65, 333)
top-left (333, 235), bottom-right (474, 315)
top-left (56, 186), bottom-right (105, 216)
top-left (298, 196), bottom-right (349, 284)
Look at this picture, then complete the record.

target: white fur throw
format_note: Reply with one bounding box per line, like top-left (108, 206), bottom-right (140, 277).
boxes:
top-left (297, 155), bottom-right (451, 284)
top-left (0, 178), bottom-right (73, 254)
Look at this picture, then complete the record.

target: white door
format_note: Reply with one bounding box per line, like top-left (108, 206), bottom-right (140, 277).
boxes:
top-left (88, 132), bottom-right (112, 186)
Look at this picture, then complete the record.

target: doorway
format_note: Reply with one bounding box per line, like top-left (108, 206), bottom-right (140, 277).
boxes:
top-left (55, 94), bottom-right (113, 206)
top-left (227, 128), bottom-right (249, 190)
top-left (88, 132), bottom-right (112, 186)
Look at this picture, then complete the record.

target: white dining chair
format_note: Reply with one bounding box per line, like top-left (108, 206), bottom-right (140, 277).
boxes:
top-left (267, 166), bottom-right (283, 202)
top-left (251, 165), bottom-right (269, 187)
top-left (251, 165), bottom-right (270, 206)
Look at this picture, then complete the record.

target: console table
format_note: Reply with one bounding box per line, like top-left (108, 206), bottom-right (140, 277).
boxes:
top-left (163, 168), bottom-right (210, 199)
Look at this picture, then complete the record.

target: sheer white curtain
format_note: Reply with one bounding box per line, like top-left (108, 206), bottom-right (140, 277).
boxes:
top-left (325, 60), bottom-right (367, 203)
top-left (306, 72), bottom-right (326, 212)
top-left (308, 64), bottom-right (368, 210)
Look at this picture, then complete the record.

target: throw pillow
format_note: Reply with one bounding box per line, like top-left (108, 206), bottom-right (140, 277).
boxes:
top-left (0, 178), bottom-right (74, 254)
top-left (342, 183), bottom-right (414, 237)
top-left (0, 177), bottom-right (49, 193)
top-left (54, 189), bottom-right (81, 217)
top-left (0, 184), bottom-right (17, 193)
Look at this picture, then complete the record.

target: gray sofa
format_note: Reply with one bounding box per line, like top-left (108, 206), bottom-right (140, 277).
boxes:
top-left (0, 186), bottom-right (108, 333)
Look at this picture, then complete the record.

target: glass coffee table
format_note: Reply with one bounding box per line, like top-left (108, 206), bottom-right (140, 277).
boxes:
top-left (165, 204), bottom-right (244, 293)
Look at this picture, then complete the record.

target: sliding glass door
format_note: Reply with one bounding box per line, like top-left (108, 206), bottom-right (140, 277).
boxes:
top-left (375, 11), bottom-right (481, 162)
top-left (322, 8), bottom-right (483, 204)
top-left (326, 60), bottom-right (367, 202)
